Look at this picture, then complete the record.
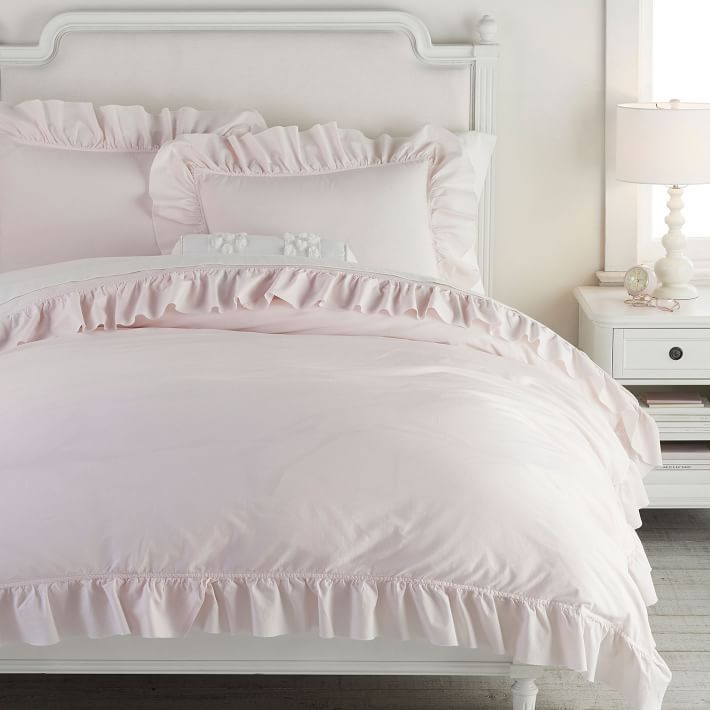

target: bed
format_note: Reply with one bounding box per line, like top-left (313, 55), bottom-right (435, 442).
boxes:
top-left (0, 9), bottom-right (670, 710)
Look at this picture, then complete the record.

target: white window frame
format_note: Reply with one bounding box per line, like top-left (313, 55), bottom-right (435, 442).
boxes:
top-left (603, 0), bottom-right (710, 285)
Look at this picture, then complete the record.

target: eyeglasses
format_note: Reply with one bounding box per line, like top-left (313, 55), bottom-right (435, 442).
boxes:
top-left (625, 294), bottom-right (680, 312)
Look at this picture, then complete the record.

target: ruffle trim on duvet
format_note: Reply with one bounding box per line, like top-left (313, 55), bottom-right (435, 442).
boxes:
top-left (0, 265), bottom-right (661, 529)
top-left (0, 100), bottom-right (266, 152)
top-left (0, 573), bottom-right (671, 710)
top-left (149, 123), bottom-right (481, 289)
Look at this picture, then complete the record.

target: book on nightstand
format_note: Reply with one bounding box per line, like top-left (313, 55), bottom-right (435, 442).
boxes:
top-left (642, 392), bottom-right (708, 408)
top-left (640, 391), bottom-right (710, 439)
top-left (660, 442), bottom-right (710, 470)
top-left (637, 392), bottom-right (710, 421)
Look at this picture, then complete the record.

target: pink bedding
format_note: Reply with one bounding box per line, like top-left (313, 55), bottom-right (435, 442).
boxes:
top-left (0, 258), bottom-right (670, 708)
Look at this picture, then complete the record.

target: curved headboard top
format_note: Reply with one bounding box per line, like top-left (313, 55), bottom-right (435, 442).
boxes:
top-left (0, 9), bottom-right (498, 293)
top-left (0, 10), bottom-right (498, 67)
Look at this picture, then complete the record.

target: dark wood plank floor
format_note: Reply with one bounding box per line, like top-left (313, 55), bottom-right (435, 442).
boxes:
top-left (1, 509), bottom-right (708, 710)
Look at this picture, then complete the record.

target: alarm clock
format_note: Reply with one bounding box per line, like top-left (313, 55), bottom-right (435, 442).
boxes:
top-left (624, 265), bottom-right (657, 297)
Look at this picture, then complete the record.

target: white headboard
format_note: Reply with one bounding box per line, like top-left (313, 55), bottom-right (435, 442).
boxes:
top-left (0, 10), bottom-right (498, 293)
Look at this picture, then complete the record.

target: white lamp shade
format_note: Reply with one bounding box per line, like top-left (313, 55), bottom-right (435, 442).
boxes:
top-left (616, 101), bottom-right (710, 185)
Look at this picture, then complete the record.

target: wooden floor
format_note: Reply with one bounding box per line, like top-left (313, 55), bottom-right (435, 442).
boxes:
top-left (1, 509), bottom-right (708, 709)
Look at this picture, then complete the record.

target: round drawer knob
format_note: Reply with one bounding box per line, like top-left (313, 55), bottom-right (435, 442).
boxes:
top-left (669, 346), bottom-right (684, 361)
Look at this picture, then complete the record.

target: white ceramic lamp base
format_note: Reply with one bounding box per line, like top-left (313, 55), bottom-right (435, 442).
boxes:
top-left (653, 185), bottom-right (698, 300)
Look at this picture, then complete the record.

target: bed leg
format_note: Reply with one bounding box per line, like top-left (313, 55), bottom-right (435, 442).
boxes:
top-left (511, 678), bottom-right (538, 710)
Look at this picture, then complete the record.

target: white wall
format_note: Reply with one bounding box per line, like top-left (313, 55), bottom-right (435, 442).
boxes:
top-left (0, 0), bottom-right (604, 343)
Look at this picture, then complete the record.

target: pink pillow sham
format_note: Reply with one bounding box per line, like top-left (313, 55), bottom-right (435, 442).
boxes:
top-left (0, 100), bottom-right (266, 272)
top-left (150, 123), bottom-right (490, 290)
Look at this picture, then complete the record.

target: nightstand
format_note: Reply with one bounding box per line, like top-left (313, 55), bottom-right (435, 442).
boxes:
top-left (574, 286), bottom-right (710, 508)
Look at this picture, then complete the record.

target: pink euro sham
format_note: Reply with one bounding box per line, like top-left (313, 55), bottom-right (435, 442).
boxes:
top-left (0, 100), bottom-right (266, 272)
top-left (150, 123), bottom-right (491, 291)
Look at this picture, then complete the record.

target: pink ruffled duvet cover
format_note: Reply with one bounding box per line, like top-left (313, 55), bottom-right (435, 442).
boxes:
top-left (0, 258), bottom-right (669, 708)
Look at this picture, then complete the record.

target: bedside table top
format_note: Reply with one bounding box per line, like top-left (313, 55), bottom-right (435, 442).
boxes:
top-left (574, 286), bottom-right (710, 327)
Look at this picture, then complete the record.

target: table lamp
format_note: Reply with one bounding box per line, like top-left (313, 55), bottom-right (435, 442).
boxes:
top-left (616, 100), bottom-right (710, 300)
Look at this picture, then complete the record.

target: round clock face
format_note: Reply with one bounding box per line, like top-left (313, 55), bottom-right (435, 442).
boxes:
top-left (624, 266), bottom-right (650, 296)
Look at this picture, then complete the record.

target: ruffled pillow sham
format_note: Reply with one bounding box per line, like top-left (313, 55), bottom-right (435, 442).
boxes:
top-left (150, 123), bottom-right (493, 292)
top-left (0, 100), bottom-right (266, 272)
top-left (172, 232), bottom-right (357, 263)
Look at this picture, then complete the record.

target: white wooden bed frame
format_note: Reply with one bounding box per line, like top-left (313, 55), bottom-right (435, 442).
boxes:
top-left (0, 10), bottom-right (542, 708)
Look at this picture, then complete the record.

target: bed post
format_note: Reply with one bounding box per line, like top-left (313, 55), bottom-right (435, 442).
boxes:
top-left (473, 14), bottom-right (498, 296)
top-left (510, 666), bottom-right (539, 710)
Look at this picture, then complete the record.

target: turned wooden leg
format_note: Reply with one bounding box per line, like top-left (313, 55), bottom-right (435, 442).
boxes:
top-left (511, 678), bottom-right (538, 710)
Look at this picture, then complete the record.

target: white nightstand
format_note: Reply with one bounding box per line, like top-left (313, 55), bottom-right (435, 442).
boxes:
top-left (575, 286), bottom-right (710, 508)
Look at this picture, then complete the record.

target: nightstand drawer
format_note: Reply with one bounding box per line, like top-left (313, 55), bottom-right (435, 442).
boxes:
top-left (613, 328), bottom-right (710, 379)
